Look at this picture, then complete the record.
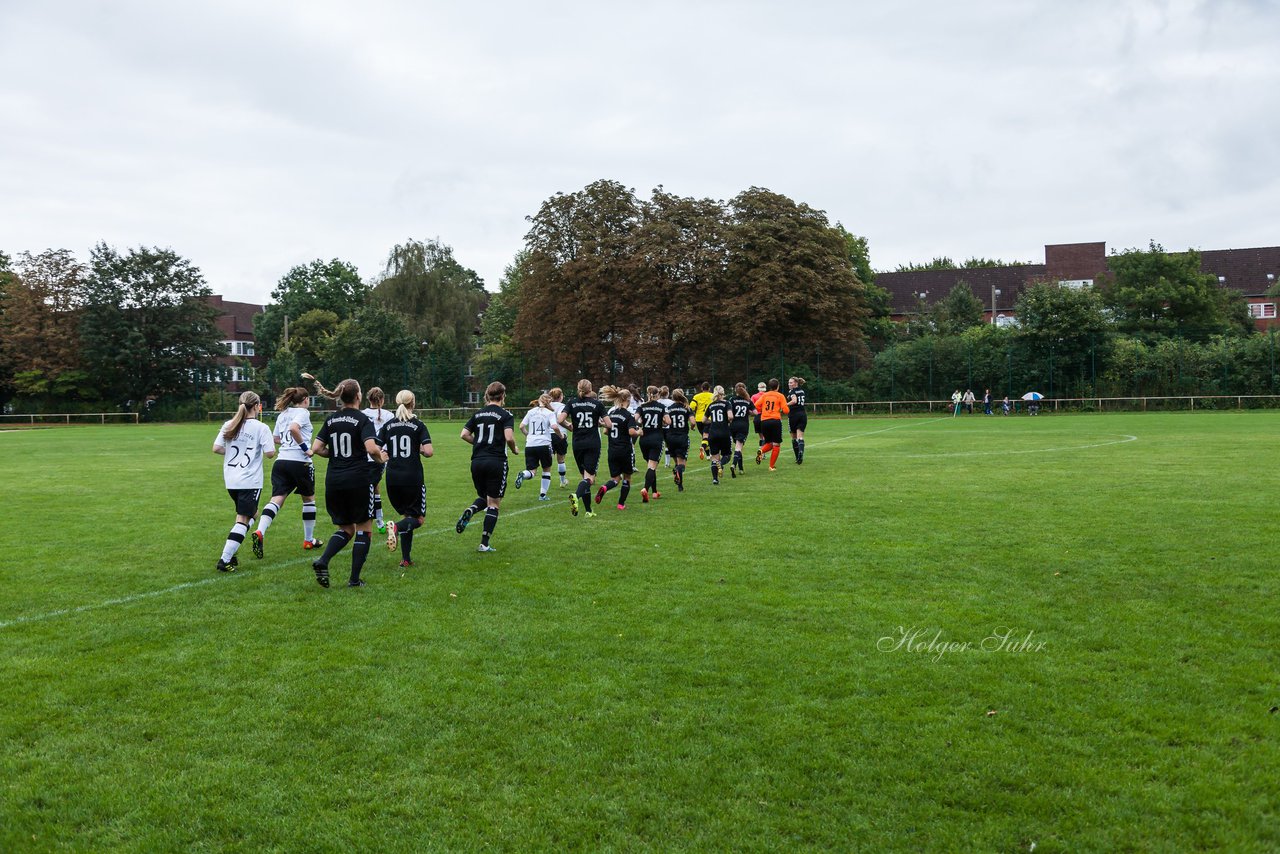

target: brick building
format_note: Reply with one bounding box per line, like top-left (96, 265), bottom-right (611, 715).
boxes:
top-left (877, 242), bottom-right (1280, 329)
top-left (205, 295), bottom-right (265, 391)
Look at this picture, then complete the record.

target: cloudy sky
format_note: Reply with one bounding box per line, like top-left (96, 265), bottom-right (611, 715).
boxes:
top-left (2, 0), bottom-right (1276, 303)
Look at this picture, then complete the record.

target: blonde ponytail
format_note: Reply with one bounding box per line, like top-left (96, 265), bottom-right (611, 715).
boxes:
top-left (394, 389), bottom-right (416, 422)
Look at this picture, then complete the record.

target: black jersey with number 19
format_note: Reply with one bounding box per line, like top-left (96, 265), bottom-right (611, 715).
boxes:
top-left (378, 417), bottom-right (432, 486)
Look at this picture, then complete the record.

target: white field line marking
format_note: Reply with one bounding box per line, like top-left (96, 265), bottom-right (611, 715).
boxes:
top-left (892, 434), bottom-right (1139, 458)
top-left (0, 501), bottom-right (557, 631)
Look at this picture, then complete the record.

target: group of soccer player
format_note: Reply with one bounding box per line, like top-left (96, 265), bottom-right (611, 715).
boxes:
top-left (212, 373), bottom-right (809, 589)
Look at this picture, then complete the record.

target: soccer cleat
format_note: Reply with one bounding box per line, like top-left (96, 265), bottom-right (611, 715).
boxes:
top-left (712, 478), bottom-right (719, 486)
top-left (456, 507), bottom-right (474, 534)
top-left (652, 491), bottom-right (661, 500)
top-left (755, 448), bottom-right (764, 465)
top-left (347, 578), bottom-right (366, 588)
top-left (595, 485), bottom-right (606, 505)
top-left (698, 447), bottom-right (706, 460)
top-left (251, 530), bottom-right (264, 559)
top-left (216, 558), bottom-right (233, 573)
top-left (303, 537), bottom-right (325, 550)
top-left (477, 544), bottom-right (496, 553)
top-left (729, 465), bottom-right (736, 479)
top-left (570, 495), bottom-right (580, 517)
top-left (312, 560), bottom-right (330, 588)
top-left (375, 519), bottom-right (386, 534)
top-left (386, 521), bottom-right (398, 552)
top-left (399, 559), bottom-right (414, 568)
top-left (616, 503), bottom-right (626, 511)
top-left (641, 488), bottom-right (649, 503)
top-left (769, 466), bottom-right (776, 472)
top-left (560, 477), bottom-right (569, 487)
top-left (585, 510), bottom-right (597, 519)
top-left (538, 494), bottom-right (550, 501)
top-left (514, 470), bottom-right (526, 489)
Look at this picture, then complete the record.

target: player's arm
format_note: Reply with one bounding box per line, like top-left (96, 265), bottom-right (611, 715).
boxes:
top-left (460, 427), bottom-right (475, 445)
top-left (310, 438), bottom-right (330, 458)
top-left (558, 411), bottom-right (573, 432)
top-left (363, 437), bottom-right (383, 459)
top-left (505, 427), bottom-right (519, 455)
top-left (420, 441), bottom-right (434, 458)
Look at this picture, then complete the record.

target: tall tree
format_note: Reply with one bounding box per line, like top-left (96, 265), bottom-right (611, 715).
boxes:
top-left (474, 251), bottom-right (530, 388)
top-left (79, 244), bottom-right (225, 403)
top-left (254, 259), bottom-right (367, 362)
top-left (1098, 242), bottom-right (1253, 339)
top-left (516, 180), bottom-right (645, 380)
top-left (930, 282), bottom-right (986, 335)
top-left (322, 303), bottom-right (417, 393)
top-left (1015, 281), bottom-right (1114, 395)
top-left (838, 226), bottom-right (896, 351)
top-left (369, 239), bottom-right (486, 354)
top-left (721, 187), bottom-right (866, 372)
top-left (0, 252), bottom-right (15, 405)
top-left (3, 250), bottom-right (88, 400)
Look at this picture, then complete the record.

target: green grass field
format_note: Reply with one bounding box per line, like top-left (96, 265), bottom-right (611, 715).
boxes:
top-left (2, 412), bottom-right (1277, 852)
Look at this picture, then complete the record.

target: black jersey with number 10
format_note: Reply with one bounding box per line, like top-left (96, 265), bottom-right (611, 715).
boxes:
top-left (316, 410), bottom-right (377, 488)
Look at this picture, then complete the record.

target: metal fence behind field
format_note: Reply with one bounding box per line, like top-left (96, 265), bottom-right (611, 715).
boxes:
top-left (808, 394), bottom-right (1280, 416)
top-left (205, 407), bottom-right (475, 423)
top-left (0, 412), bottom-right (142, 426)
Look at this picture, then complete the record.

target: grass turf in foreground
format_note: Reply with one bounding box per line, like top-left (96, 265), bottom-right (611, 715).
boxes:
top-left (0, 413), bottom-right (1277, 852)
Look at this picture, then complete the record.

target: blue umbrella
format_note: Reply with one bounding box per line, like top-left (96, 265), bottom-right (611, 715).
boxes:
top-left (1021, 392), bottom-right (1044, 401)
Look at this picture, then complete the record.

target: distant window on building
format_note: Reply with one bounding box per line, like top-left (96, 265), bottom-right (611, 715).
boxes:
top-left (1058, 279), bottom-right (1092, 289)
top-left (465, 364), bottom-right (474, 378)
top-left (466, 391), bottom-right (481, 404)
top-left (995, 315), bottom-right (1019, 328)
top-left (1248, 303), bottom-right (1276, 319)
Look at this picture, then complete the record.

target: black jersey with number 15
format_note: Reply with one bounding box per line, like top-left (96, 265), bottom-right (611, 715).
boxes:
top-left (464, 405), bottom-right (513, 460)
top-left (789, 388), bottom-right (807, 411)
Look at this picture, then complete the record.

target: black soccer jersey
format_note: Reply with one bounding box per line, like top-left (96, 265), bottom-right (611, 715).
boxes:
top-left (316, 409), bottom-right (377, 488)
top-left (730, 395), bottom-right (753, 422)
top-left (566, 397), bottom-right (608, 446)
top-left (637, 401), bottom-right (667, 435)
top-left (464, 404), bottom-right (514, 460)
top-left (378, 417), bottom-right (432, 486)
top-left (666, 404), bottom-right (692, 434)
top-left (606, 406), bottom-right (638, 450)
top-left (704, 400), bottom-right (731, 437)
top-left (788, 388), bottom-right (807, 411)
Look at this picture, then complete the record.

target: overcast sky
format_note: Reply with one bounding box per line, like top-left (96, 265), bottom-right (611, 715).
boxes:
top-left (2, 0), bottom-right (1276, 303)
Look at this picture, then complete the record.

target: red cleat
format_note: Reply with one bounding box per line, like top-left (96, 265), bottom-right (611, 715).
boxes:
top-left (652, 491), bottom-right (661, 500)
top-left (595, 485), bottom-right (606, 505)
top-left (641, 488), bottom-right (649, 503)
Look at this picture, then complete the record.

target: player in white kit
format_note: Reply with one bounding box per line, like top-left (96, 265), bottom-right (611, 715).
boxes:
top-left (212, 391), bottom-right (276, 572)
top-left (515, 394), bottom-right (564, 501)
top-left (361, 387), bottom-right (393, 533)
top-left (250, 386), bottom-right (322, 559)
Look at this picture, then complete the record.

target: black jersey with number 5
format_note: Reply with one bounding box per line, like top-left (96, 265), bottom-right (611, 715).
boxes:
top-left (606, 407), bottom-right (637, 450)
top-left (465, 404), bottom-right (514, 460)
top-left (378, 417), bottom-right (432, 486)
top-left (566, 397), bottom-right (608, 447)
top-left (316, 410), bottom-right (377, 488)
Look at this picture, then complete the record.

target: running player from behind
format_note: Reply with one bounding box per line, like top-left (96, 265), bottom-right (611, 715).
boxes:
top-left (212, 391), bottom-right (276, 572)
top-left (754, 378), bottom-right (790, 471)
top-left (379, 389), bottom-right (433, 568)
top-left (457, 381), bottom-right (519, 553)
top-left (515, 393), bottom-right (561, 501)
top-left (547, 387), bottom-right (570, 487)
top-left (637, 386), bottom-right (670, 503)
top-left (251, 386), bottom-right (322, 560)
top-left (596, 385), bottom-right (640, 509)
top-left (703, 386), bottom-right (733, 485)
top-left (361, 387), bottom-right (393, 533)
top-left (565, 379), bottom-right (612, 519)
top-left (787, 376), bottom-right (808, 464)
top-left (690, 382), bottom-right (713, 460)
top-left (728, 382), bottom-right (754, 474)
top-left (664, 389), bottom-right (693, 491)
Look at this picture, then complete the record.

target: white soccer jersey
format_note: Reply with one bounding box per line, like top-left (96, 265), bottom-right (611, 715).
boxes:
top-left (521, 407), bottom-right (560, 448)
top-left (361, 407), bottom-right (392, 461)
top-left (214, 418), bottom-right (274, 490)
top-left (272, 406), bottom-right (312, 462)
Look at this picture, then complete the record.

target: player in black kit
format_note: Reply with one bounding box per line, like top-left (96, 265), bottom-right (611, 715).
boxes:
top-left (664, 389), bottom-right (693, 491)
top-left (729, 382), bottom-right (754, 474)
top-left (378, 389), bottom-right (434, 567)
top-left (456, 381), bottom-right (519, 552)
top-left (703, 386), bottom-right (733, 485)
top-left (787, 376), bottom-right (808, 464)
top-left (308, 378), bottom-right (385, 588)
top-left (636, 385), bottom-right (670, 503)
top-left (595, 385), bottom-right (640, 509)
top-left (565, 379), bottom-right (612, 519)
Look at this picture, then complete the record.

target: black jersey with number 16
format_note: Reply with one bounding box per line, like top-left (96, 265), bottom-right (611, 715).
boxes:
top-left (704, 400), bottom-right (731, 437)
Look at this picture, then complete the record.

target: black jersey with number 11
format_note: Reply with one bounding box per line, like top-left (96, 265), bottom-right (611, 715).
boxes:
top-left (465, 405), bottom-right (513, 460)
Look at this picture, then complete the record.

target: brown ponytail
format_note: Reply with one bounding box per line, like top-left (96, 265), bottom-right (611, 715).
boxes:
top-left (223, 391), bottom-right (261, 441)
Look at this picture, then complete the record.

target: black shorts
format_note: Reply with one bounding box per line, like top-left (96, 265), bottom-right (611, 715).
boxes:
top-left (471, 456), bottom-right (508, 499)
top-left (695, 421), bottom-right (706, 437)
top-left (270, 459), bottom-right (315, 498)
top-left (760, 419), bottom-right (783, 445)
top-left (666, 439), bottom-right (689, 460)
top-left (607, 446), bottom-right (635, 477)
top-left (227, 488), bottom-right (261, 518)
top-left (638, 437), bottom-right (663, 463)
top-left (573, 443), bottom-right (601, 476)
top-left (386, 481), bottom-right (426, 518)
top-left (524, 445), bottom-right (553, 471)
top-left (789, 413), bottom-right (808, 434)
top-left (551, 433), bottom-right (568, 455)
top-left (368, 461), bottom-right (386, 488)
top-left (730, 426), bottom-right (749, 444)
top-left (326, 484), bottom-right (374, 526)
top-left (707, 434), bottom-right (732, 457)
top-left (753, 415), bottom-right (763, 434)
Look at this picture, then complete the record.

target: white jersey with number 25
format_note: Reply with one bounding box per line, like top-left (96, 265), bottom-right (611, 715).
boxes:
top-left (214, 419), bottom-right (274, 490)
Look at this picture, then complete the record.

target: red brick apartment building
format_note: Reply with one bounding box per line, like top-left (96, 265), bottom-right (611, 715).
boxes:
top-left (205, 295), bottom-right (265, 391)
top-left (877, 242), bottom-right (1280, 330)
